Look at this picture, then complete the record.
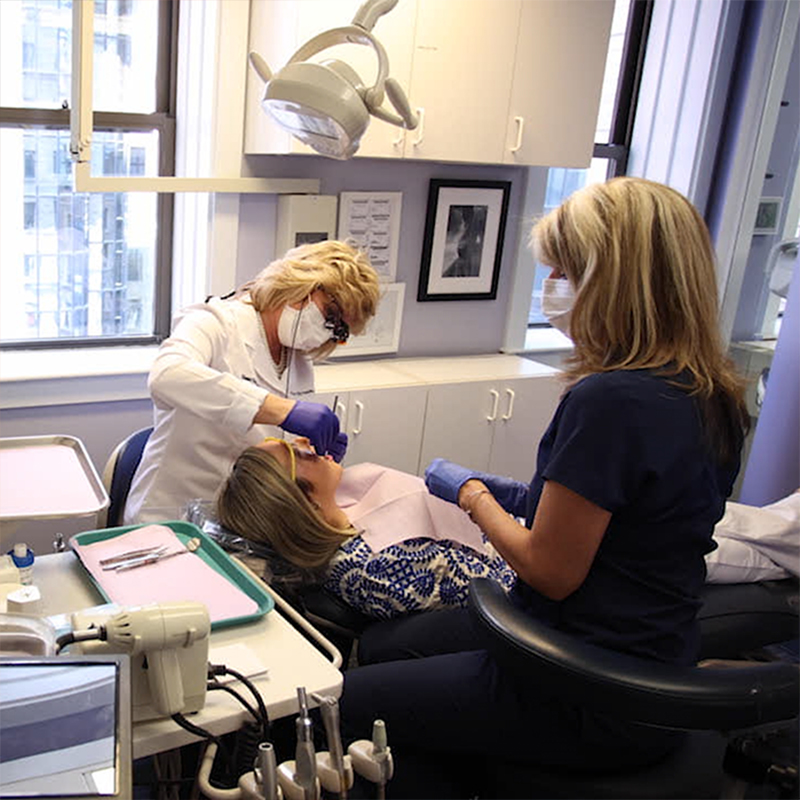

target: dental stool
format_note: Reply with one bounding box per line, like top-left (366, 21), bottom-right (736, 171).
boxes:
top-left (467, 578), bottom-right (799, 800)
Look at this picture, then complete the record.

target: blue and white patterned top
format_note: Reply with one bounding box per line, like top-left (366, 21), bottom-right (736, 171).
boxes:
top-left (323, 534), bottom-right (517, 620)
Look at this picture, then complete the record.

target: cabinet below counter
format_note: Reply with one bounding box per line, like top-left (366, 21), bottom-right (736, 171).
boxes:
top-left (313, 355), bottom-right (563, 481)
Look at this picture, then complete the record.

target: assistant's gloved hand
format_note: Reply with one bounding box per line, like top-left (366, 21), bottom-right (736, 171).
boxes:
top-left (281, 401), bottom-right (340, 457)
top-left (329, 432), bottom-right (348, 464)
top-left (424, 458), bottom-right (480, 505)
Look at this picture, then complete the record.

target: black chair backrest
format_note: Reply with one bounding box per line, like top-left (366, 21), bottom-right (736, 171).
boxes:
top-left (697, 578), bottom-right (799, 659)
top-left (467, 578), bottom-right (798, 732)
top-left (107, 427), bottom-right (153, 528)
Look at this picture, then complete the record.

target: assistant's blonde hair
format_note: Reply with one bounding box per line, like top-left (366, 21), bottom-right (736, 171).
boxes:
top-left (216, 446), bottom-right (354, 573)
top-left (245, 240), bottom-right (380, 360)
top-left (532, 176), bottom-right (748, 461)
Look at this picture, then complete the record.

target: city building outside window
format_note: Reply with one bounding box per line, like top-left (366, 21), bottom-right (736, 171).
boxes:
top-left (528, 0), bottom-right (651, 325)
top-left (0, 0), bottom-right (175, 347)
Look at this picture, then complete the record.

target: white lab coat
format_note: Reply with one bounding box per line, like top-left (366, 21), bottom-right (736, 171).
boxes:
top-left (124, 298), bottom-right (314, 524)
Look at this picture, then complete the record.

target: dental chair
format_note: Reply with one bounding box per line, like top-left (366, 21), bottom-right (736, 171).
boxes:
top-left (467, 578), bottom-right (799, 800)
top-left (103, 427), bottom-right (372, 664)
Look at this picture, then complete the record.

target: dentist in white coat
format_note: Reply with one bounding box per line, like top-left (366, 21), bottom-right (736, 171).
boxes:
top-left (124, 240), bottom-right (380, 525)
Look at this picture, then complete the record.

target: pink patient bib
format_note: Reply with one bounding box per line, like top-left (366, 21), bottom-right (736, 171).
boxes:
top-left (335, 463), bottom-right (488, 555)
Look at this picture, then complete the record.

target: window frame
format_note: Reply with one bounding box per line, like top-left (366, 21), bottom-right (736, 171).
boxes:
top-left (0, 0), bottom-right (177, 350)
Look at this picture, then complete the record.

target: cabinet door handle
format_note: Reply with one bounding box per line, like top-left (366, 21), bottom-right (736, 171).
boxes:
top-left (413, 108), bottom-right (425, 146)
top-left (335, 400), bottom-right (346, 420)
top-left (392, 130), bottom-right (405, 147)
top-left (353, 400), bottom-right (365, 435)
top-left (487, 389), bottom-right (500, 422)
top-left (510, 116), bottom-right (524, 153)
top-left (501, 388), bottom-right (515, 421)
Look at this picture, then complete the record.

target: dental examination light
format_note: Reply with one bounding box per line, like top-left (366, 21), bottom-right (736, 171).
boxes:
top-left (249, 0), bottom-right (418, 159)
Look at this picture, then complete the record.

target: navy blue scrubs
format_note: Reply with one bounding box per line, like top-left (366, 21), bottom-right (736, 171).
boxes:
top-left (340, 369), bottom-right (741, 798)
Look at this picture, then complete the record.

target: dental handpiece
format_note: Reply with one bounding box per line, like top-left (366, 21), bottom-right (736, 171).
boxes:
top-left (295, 688), bottom-right (318, 800)
top-left (257, 742), bottom-right (280, 800)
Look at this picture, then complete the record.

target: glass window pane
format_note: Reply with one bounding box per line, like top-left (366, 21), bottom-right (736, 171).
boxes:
top-left (528, 158), bottom-right (612, 325)
top-left (0, 0), bottom-right (159, 112)
top-left (595, 0), bottom-right (632, 143)
top-left (0, 126), bottom-right (159, 342)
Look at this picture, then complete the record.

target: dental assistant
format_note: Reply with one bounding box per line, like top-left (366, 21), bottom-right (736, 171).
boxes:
top-left (337, 178), bottom-right (751, 798)
top-left (123, 240), bottom-right (380, 525)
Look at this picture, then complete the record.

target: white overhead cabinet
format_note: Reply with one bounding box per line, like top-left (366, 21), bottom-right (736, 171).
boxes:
top-left (245, 0), bottom-right (614, 167)
top-left (503, 0), bottom-right (615, 167)
top-left (399, 0), bottom-right (521, 163)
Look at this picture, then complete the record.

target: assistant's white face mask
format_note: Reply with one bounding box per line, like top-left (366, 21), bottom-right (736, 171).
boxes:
top-left (541, 278), bottom-right (576, 337)
top-left (277, 300), bottom-right (332, 351)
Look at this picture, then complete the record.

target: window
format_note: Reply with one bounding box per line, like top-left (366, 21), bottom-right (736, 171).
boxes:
top-left (528, 0), bottom-right (652, 326)
top-left (0, 0), bottom-right (175, 347)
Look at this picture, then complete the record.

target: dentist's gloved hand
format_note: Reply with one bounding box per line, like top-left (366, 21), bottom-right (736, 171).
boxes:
top-left (424, 458), bottom-right (480, 505)
top-left (282, 400), bottom-right (341, 458)
top-left (329, 432), bottom-right (348, 464)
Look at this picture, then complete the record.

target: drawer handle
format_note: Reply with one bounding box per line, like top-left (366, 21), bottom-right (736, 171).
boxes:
top-left (501, 388), bottom-right (515, 421)
top-left (353, 400), bottom-right (365, 435)
top-left (487, 389), bottom-right (500, 422)
top-left (413, 108), bottom-right (425, 146)
top-left (510, 116), bottom-right (524, 153)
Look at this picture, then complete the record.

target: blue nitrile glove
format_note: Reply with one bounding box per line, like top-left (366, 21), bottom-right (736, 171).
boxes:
top-left (282, 401), bottom-right (341, 457)
top-left (470, 471), bottom-right (530, 518)
top-left (329, 432), bottom-right (348, 464)
top-left (424, 458), bottom-right (479, 505)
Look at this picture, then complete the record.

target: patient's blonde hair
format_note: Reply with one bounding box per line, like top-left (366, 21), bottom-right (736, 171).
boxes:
top-left (216, 446), bottom-right (354, 573)
top-left (532, 177), bottom-right (748, 462)
top-left (245, 240), bottom-right (381, 360)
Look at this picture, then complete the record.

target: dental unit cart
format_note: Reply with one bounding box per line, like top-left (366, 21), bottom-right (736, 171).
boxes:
top-left (25, 549), bottom-right (344, 760)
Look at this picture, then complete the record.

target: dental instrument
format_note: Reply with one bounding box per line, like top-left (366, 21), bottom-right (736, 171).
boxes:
top-left (349, 720), bottom-right (393, 800)
top-left (278, 687), bottom-right (321, 800)
top-left (106, 537), bottom-right (202, 572)
top-left (312, 692), bottom-right (353, 798)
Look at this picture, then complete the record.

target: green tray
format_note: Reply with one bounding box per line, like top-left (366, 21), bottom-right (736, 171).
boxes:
top-left (70, 521), bottom-right (274, 630)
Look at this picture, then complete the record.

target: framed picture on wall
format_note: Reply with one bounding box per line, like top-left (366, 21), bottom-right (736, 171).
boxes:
top-left (417, 179), bottom-right (511, 301)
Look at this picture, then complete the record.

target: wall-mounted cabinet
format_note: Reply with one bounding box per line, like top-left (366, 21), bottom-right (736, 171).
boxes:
top-left (245, 0), bottom-right (614, 167)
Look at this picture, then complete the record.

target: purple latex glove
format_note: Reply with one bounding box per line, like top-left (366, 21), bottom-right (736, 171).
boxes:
top-left (328, 432), bottom-right (348, 464)
top-left (424, 458), bottom-right (479, 505)
top-left (282, 401), bottom-right (341, 457)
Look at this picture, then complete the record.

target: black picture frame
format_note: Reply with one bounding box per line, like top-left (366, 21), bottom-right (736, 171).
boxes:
top-left (417, 179), bottom-right (511, 301)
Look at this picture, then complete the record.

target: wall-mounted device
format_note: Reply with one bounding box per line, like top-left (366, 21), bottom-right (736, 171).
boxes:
top-left (248, 0), bottom-right (418, 159)
top-left (276, 195), bottom-right (339, 258)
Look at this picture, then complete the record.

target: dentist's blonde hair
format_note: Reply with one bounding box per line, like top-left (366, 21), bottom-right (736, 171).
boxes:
top-left (216, 446), bottom-right (354, 573)
top-left (532, 177), bottom-right (748, 463)
top-left (244, 240), bottom-right (380, 359)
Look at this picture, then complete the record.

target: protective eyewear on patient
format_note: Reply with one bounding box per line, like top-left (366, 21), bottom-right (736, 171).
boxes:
top-left (261, 437), bottom-right (318, 480)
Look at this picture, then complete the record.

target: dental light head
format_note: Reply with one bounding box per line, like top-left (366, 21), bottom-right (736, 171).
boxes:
top-left (249, 0), bottom-right (418, 160)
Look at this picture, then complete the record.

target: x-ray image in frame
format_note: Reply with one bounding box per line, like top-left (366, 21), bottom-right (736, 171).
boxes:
top-left (418, 179), bottom-right (511, 301)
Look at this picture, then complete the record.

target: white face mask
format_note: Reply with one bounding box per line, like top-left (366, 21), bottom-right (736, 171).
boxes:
top-left (541, 278), bottom-right (576, 337)
top-left (277, 300), bottom-right (332, 351)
